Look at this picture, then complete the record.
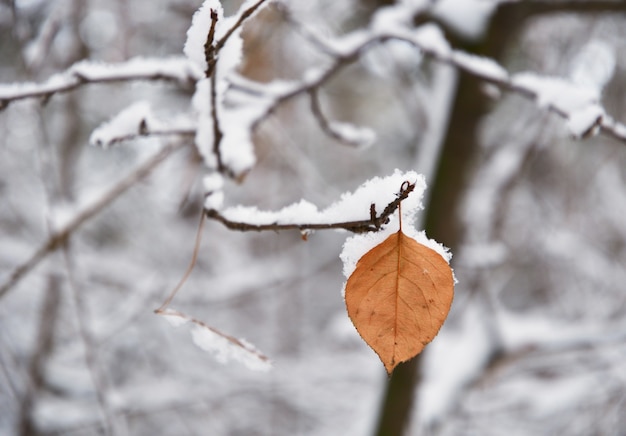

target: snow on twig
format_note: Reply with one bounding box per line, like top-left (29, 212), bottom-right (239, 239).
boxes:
top-left (239, 11), bottom-right (626, 145)
top-left (308, 88), bottom-right (376, 148)
top-left (3, 0), bottom-right (625, 184)
top-left (0, 57), bottom-right (202, 108)
top-left (89, 101), bottom-right (196, 148)
top-left (184, 0), bottom-right (223, 76)
top-left (156, 308), bottom-right (271, 371)
top-left (205, 170), bottom-right (420, 234)
top-left (185, 0), bottom-right (269, 75)
top-left (185, 0), bottom-right (272, 177)
top-left (1, 2), bottom-right (624, 151)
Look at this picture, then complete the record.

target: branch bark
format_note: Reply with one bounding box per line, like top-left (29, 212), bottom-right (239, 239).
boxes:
top-left (215, 0), bottom-right (269, 52)
top-left (243, 20), bottom-right (626, 146)
top-left (205, 181), bottom-right (415, 234)
top-left (0, 57), bottom-right (199, 109)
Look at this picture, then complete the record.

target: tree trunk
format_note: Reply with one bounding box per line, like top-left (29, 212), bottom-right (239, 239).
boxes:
top-left (372, 5), bottom-right (532, 435)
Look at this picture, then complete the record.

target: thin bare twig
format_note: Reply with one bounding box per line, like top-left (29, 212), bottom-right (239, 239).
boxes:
top-left (153, 212), bottom-right (270, 368)
top-left (205, 181), bottom-right (415, 233)
top-left (0, 141), bottom-right (187, 300)
top-left (155, 211), bottom-right (206, 312)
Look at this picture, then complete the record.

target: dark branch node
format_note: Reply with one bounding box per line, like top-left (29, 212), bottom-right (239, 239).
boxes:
top-left (41, 93), bottom-right (53, 106)
top-left (139, 118), bottom-right (149, 135)
top-left (73, 71), bottom-right (88, 83)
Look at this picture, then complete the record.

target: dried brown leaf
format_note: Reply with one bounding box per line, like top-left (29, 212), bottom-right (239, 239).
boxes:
top-left (345, 230), bottom-right (454, 374)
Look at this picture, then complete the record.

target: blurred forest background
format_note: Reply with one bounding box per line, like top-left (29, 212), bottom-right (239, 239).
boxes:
top-left (2, 0), bottom-right (626, 435)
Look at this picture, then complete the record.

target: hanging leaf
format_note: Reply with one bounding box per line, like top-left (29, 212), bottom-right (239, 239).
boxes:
top-left (345, 230), bottom-right (454, 374)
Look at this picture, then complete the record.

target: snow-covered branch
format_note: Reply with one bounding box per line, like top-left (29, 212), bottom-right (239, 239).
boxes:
top-left (0, 57), bottom-right (202, 109)
top-left (308, 88), bottom-right (375, 148)
top-left (6, 0), bottom-right (623, 184)
top-left (89, 101), bottom-right (196, 148)
top-left (184, 0), bottom-right (273, 177)
top-left (205, 172), bottom-right (418, 234)
top-left (240, 15), bottom-right (626, 145)
top-left (156, 308), bottom-right (271, 371)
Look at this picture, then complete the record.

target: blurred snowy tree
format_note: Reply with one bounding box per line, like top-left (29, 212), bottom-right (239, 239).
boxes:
top-left (1, 1), bottom-right (626, 435)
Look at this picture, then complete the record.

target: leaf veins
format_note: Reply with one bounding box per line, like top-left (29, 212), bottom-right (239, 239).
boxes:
top-left (345, 230), bottom-right (454, 374)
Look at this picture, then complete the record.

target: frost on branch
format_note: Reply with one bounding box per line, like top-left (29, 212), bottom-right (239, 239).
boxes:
top-left (191, 79), bottom-right (217, 168)
top-left (90, 101), bottom-right (154, 148)
top-left (70, 57), bottom-right (203, 84)
top-left (0, 57), bottom-right (201, 105)
top-left (450, 51), bottom-right (508, 82)
top-left (157, 309), bottom-right (271, 372)
top-left (191, 325), bottom-right (270, 371)
top-left (567, 105), bottom-right (604, 138)
top-left (89, 101), bottom-right (196, 148)
top-left (218, 88), bottom-right (268, 174)
top-left (505, 41), bottom-right (614, 139)
top-left (185, 0), bottom-right (262, 176)
top-left (512, 73), bottom-right (599, 115)
top-left (326, 121), bottom-right (376, 148)
top-left (403, 23), bottom-right (451, 58)
top-left (203, 173), bottom-right (225, 210)
top-left (181, 0), bottom-right (625, 178)
top-left (184, 0), bottom-right (224, 74)
top-left (512, 73), bottom-right (605, 138)
top-left (207, 169), bottom-right (427, 232)
top-left (191, 77), bottom-right (262, 176)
